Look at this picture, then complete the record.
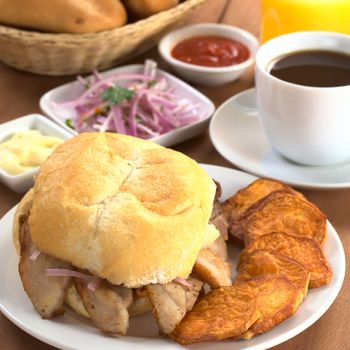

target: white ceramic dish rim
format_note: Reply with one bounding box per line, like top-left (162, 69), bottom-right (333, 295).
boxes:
top-left (0, 164), bottom-right (346, 350)
top-left (159, 23), bottom-right (259, 73)
top-left (39, 63), bottom-right (215, 142)
top-left (209, 89), bottom-right (350, 190)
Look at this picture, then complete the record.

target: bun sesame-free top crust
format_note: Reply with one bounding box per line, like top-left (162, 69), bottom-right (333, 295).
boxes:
top-left (28, 133), bottom-right (217, 288)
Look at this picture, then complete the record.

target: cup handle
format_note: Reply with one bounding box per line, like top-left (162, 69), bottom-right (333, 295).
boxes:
top-left (231, 88), bottom-right (258, 117)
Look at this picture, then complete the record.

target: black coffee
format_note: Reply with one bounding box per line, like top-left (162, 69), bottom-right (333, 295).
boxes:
top-left (269, 50), bottom-right (350, 87)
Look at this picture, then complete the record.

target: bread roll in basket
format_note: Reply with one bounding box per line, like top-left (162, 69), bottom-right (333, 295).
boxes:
top-left (0, 0), bottom-right (206, 75)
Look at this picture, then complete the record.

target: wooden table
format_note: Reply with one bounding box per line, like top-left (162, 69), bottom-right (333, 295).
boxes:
top-left (0, 1), bottom-right (348, 349)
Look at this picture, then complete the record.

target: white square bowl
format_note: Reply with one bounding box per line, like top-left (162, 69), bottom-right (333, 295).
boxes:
top-left (39, 64), bottom-right (215, 147)
top-left (0, 114), bottom-right (74, 193)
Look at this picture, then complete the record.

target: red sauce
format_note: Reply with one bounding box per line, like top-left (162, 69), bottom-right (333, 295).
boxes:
top-left (171, 36), bottom-right (250, 67)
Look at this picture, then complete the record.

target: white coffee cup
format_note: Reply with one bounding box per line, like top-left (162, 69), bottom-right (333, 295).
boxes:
top-left (255, 31), bottom-right (350, 166)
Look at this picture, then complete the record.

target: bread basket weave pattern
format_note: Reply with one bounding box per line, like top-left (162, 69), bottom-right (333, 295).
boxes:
top-left (0, 0), bottom-right (206, 76)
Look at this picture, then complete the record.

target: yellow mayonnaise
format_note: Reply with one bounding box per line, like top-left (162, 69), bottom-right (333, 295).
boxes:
top-left (0, 130), bottom-right (63, 175)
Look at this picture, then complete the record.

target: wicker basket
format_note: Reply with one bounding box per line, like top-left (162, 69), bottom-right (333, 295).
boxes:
top-left (0, 0), bottom-right (206, 76)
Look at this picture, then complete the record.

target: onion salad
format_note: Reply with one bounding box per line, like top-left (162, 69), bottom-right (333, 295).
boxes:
top-left (56, 60), bottom-right (203, 139)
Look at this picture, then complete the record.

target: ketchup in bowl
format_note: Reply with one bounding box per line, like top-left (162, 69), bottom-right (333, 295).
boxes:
top-left (171, 36), bottom-right (250, 68)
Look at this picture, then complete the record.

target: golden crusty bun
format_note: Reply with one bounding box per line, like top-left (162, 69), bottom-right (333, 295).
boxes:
top-left (0, 0), bottom-right (127, 34)
top-left (12, 188), bottom-right (34, 255)
top-left (123, 0), bottom-right (178, 19)
top-left (28, 133), bottom-right (218, 288)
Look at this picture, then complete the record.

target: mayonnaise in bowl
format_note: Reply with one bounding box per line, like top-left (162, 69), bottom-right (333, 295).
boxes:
top-left (0, 130), bottom-right (63, 175)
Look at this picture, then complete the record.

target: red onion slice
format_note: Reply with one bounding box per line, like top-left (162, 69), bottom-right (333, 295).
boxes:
top-left (173, 277), bottom-right (192, 288)
top-left (29, 249), bottom-right (41, 261)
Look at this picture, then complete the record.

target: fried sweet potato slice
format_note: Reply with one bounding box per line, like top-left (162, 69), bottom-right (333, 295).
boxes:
top-left (223, 178), bottom-right (302, 222)
top-left (234, 191), bottom-right (326, 246)
top-left (193, 247), bottom-right (232, 288)
top-left (223, 179), bottom-right (303, 243)
top-left (171, 283), bottom-right (260, 344)
top-left (239, 275), bottom-right (302, 339)
top-left (239, 232), bottom-right (332, 288)
top-left (237, 250), bottom-right (310, 300)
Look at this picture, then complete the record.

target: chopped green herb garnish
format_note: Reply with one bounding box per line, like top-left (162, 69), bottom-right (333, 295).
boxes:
top-left (65, 119), bottom-right (74, 129)
top-left (102, 85), bottom-right (135, 105)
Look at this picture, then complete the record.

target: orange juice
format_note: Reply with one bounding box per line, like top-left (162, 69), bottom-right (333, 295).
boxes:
top-left (261, 0), bottom-right (350, 43)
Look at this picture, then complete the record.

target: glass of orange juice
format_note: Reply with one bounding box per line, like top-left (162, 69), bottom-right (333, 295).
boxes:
top-left (261, 0), bottom-right (350, 43)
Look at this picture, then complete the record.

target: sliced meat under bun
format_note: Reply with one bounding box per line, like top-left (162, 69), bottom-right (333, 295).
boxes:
top-left (13, 188), bottom-right (34, 255)
top-left (65, 283), bottom-right (152, 318)
top-left (29, 133), bottom-right (217, 288)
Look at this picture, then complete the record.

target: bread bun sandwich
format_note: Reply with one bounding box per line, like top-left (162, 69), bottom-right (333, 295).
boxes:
top-left (14, 133), bottom-right (231, 336)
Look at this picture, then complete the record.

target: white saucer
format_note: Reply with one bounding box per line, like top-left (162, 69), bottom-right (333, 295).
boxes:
top-left (209, 88), bottom-right (350, 190)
